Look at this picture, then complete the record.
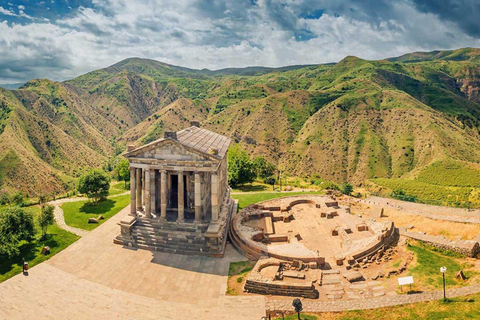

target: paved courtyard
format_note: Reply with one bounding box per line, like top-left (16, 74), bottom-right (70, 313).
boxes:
top-left (0, 205), bottom-right (266, 320)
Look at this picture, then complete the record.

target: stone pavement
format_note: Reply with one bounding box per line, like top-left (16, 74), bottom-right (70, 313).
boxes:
top-left (0, 205), bottom-right (266, 320)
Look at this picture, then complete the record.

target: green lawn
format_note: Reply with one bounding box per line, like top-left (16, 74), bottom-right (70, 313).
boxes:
top-left (269, 293), bottom-right (480, 319)
top-left (61, 194), bottom-right (130, 231)
top-left (109, 180), bottom-right (129, 196)
top-left (406, 242), bottom-right (478, 290)
top-left (232, 191), bottom-right (320, 209)
top-left (0, 206), bottom-right (79, 283)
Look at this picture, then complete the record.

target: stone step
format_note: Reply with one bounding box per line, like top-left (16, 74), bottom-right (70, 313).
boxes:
top-left (133, 235), bottom-right (210, 250)
top-left (133, 242), bottom-right (212, 256)
top-left (135, 219), bottom-right (208, 233)
top-left (132, 230), bottom-right (206, 244)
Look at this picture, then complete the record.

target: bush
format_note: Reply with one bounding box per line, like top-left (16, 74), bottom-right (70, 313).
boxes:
top-left (11, 192), bottom-right (24, 206)
top-left (321, 181), bottom-right (340, 191)
top-left (341, 183), bottom-right (354, 195)
top-left (0, 192), bottom-right (9, 205)
top-left (0, 207), bottom-right (36, 258)
top-left (78, 169), bottom-right (111, 202)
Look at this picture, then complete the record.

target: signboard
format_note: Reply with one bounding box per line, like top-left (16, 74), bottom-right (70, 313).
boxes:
top-left (398, 276), bottom-right (414, 286)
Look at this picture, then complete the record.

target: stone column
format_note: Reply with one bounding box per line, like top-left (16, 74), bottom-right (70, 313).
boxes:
top-left (211, 172), bottom-right (219, 222)
top-left (194, 172), bottom-right (202, 222)
top-left (136, 168), bottom-right (142, 211)
top-left (177, 171), bottom-right (184, 223)
top-left (130, 167), bottom-right (136, 216)
top-left (150, 169), bottom-right (156, 216)
top-left (144, 168), bottom-right (151, 218)
top-left (160, 170), bottom-right (167, 219)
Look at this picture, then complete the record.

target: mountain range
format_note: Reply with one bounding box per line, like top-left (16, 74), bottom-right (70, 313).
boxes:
top-left (1, 47), bottom-right (480, 196)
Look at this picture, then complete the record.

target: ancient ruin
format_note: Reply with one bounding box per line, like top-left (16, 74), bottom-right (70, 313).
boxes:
top-left (230, 195), bottom-right (397, 266)
top-left (114, 122), bottom-right (235, 256)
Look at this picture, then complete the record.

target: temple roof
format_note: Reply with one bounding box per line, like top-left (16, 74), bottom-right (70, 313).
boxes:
top-left (124, 126), bottom-right (231, 160)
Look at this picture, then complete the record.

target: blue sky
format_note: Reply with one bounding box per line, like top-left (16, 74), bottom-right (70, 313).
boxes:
top-left (0, 0), bottom-right (479, 84)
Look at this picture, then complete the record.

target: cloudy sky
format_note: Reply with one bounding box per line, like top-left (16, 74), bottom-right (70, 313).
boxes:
top-left (0, 0), bottom-right (479, 85)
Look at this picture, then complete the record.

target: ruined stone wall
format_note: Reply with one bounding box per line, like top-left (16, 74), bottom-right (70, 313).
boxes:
top-left (400, 230), bottom-right (480, 257)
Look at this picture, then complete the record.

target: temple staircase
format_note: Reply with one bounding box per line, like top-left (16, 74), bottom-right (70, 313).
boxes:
top-left (115, 218), bottom-right (214, 256)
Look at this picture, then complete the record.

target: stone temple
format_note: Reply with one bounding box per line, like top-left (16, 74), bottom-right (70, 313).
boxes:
top-left (114, 122), bottom-right (235, 257)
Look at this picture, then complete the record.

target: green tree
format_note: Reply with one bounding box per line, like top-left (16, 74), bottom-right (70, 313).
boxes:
top-left (227, 145), bottom-right (256, 187)
top-left (11, 191), bottom-right (24, 206)
top-left (78, 169), bottom-right (111, 202)
top-left (341, 183), bottom-right (354, 195)
top-left (252, 156), bottom-right (276, 179)
top-left (39, 204), bottom-right (55, 238)
top-left (0, 192), bottom-right (9, 205)
top-left (115, 158), bottom-right (130, 188)
top-left (0, 207), bottom-right (36, 258)
top-left (321, 181), bottom-right (340, 191)
top-left (264, 176), bottom-right (276, 190)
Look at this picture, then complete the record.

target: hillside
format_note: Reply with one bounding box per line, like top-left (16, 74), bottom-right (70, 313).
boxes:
top-left (2, 48), bottom-right (480, 196)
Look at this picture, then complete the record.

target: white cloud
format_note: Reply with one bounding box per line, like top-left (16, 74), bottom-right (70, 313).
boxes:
top-left (0, 0), bottom-right (479, 84)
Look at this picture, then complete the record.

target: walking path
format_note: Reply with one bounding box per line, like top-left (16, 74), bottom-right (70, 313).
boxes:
top-left (360, 196), bottom-right (480, 224)
top-left (48, 191), bottom-right (130, 237)
top-left (267, 283), bottom-right (480, 312)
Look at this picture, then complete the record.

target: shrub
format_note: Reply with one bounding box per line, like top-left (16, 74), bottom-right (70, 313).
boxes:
top-left (11, 192), bottom-right (24, 206)
top-left (0, 192), bottom-right (9, 205)
top-left (341, 183), bottom-right (354, 195)
top-left (321, 181), bottom-right (340, 191)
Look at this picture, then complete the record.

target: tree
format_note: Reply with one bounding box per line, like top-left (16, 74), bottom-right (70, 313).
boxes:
top-left (115, 158), bottom-right (130, 188)
top-left (0, 207), bottom-right (36, 258)
top-left (341, 183), bottom-right (354, 195)
top-left (0, 192), bottom-right (9, 205)
top-left (78, 169), bottom-right (111, 202)
top-left (11, 191), bottom-right (24, 206)
top-left (39, 204), bottom-right (55, 238)
top-left (252, 156), bottom-right (276, 179)
top-left (264, 176), bottom-right (276, 190)
top-left (227, 145), bottom-right (256, 187)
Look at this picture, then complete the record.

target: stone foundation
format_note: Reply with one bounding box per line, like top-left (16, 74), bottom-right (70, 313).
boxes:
top-left (244, 257), bottom-right (319, 299)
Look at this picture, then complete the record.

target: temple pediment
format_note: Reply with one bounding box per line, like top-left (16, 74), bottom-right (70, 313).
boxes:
top-left (125, 139), bottom-right (218, 162)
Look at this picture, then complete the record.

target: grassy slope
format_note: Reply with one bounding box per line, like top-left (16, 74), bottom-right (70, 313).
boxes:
top-left (0, 205), bottom-right (79, 283)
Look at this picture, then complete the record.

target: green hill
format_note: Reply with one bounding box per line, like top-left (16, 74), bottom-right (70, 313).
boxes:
top-left (2, 47), bottom-right (480, 196)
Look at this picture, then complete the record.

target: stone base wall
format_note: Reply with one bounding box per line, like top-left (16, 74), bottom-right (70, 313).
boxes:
top-left (400, 229), bottom-right (480, 257)
top-left (244, 258), bottom-right (319, 299)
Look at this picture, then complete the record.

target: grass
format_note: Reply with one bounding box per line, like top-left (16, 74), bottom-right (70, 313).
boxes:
top-left (0, 205), bottom-right (79, 283)
top-left (406, 241), bottom-right (478, 290)
top-left (315, 294), bottom-right (480, 319)
top-left (417, 160), bottom-right (480, 187)
top-left (370, 178), bottom-right (478, 208)
top-left (226, 260), bottom-right (256, 295)
top-left (232, 191), bottom-right (320, 210)
top-left (61, 194), bottom-right (130, 231)
top-left (109, 180), bottom-right (129, 196)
